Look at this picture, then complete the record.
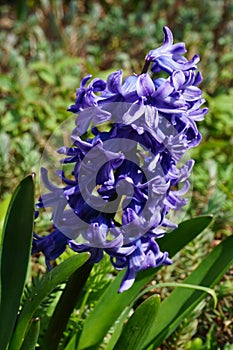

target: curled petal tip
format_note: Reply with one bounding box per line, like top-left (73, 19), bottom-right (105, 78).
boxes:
top-left (163, 26), bottom-right (174, 46)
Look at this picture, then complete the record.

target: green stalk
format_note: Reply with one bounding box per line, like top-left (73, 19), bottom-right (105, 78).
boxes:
top-left (41, 261), bottom-right (93, 350)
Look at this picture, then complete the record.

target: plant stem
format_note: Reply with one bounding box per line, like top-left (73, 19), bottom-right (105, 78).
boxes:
top-left (141, 60), bottom-right (150, 74)
top-left (41, 261), bottom-right (93, 350)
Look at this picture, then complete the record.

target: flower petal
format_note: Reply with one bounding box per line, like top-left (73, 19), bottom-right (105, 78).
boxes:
top-left (137, 73), bottom-right (155, 97)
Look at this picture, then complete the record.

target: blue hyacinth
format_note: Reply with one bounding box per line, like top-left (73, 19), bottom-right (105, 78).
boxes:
top-left (33, 27), bottom-right (208, 292)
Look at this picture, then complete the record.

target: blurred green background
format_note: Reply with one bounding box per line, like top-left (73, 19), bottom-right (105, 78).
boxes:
top-left (0, 1), bottom-right (232, 348)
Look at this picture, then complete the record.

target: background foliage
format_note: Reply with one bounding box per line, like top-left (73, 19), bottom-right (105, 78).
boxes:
top-left (0, 0), bottom-right (232, 348)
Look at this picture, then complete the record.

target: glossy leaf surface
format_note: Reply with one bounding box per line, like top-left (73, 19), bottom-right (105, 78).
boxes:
top-left (0, 175), bottom-right (35, 350)
top-left (113, 295), bottom-right (160, 350)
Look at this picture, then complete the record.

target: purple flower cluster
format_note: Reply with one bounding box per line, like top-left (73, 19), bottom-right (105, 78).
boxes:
top-left (33, 27), bottom-right (207, 292)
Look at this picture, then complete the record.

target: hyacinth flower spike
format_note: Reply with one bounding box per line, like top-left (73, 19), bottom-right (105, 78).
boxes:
top-left (33, 26), bottom-right (208, 292)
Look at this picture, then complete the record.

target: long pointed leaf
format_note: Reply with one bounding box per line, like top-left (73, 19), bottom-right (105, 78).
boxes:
top-left (20, 317), bottom-right (40, 350)
top-left (113, 295), bottom-right (160, 350)
top-left (142, 235), bottom-right (233, 349)
top-left (64, 334), bottom-right (80, 350)
top-left (41, 262), bottom-right (93, 350)
top-left (77, 216), bottom-right (212, 349)
top-left (8, 252), bottom-right (90, 350)
top-left (0, 175), bottom-right (35, 350)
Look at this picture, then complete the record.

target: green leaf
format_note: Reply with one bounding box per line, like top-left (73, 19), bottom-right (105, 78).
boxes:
top-left (41, 262), bottom-right (93, 350)
top-left (39, 70), bottom-right (56, 85)
top-left (104, 306), bottom-right (131, 350)
top-left (138, 282), bottom-right (217, 308)
top-left (77, 216), bottom-right (212, 350)
top-left (0, 175), bottom-right (35, 350)
top-left (107, 281), bottom-right (215, 350)
top-left (141, 234), bottom-right (233, 349)
top-left (30, 61), bottom-right (54, 73)
top-left (113, 295), bottom-right (160, 350)
top-left (8, 252), bottom-right (90, 350)
top-left (64, 334), bottom-right (80, 350)
top-left (20, 317), bottom-right (40, 350)
top-left (0, 195), bottom-right (11, 241)
top-left (0, 74), bottom-right (13, 93)
top-left (158, 215), bottom-right (213, 256)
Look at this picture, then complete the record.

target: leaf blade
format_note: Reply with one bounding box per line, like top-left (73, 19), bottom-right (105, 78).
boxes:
top-left (142, 235), bottom-right (233, 349)
top-left (0, 175), bottom-right (35, 349)
top-left (20, 317), bottom-right (40, 350)
top-left (113, 295), bottom-right (160, 350)
top-left (77, 216), bottom-right (212, 350)
top-left (8, 252), bottom-right (90, 350)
